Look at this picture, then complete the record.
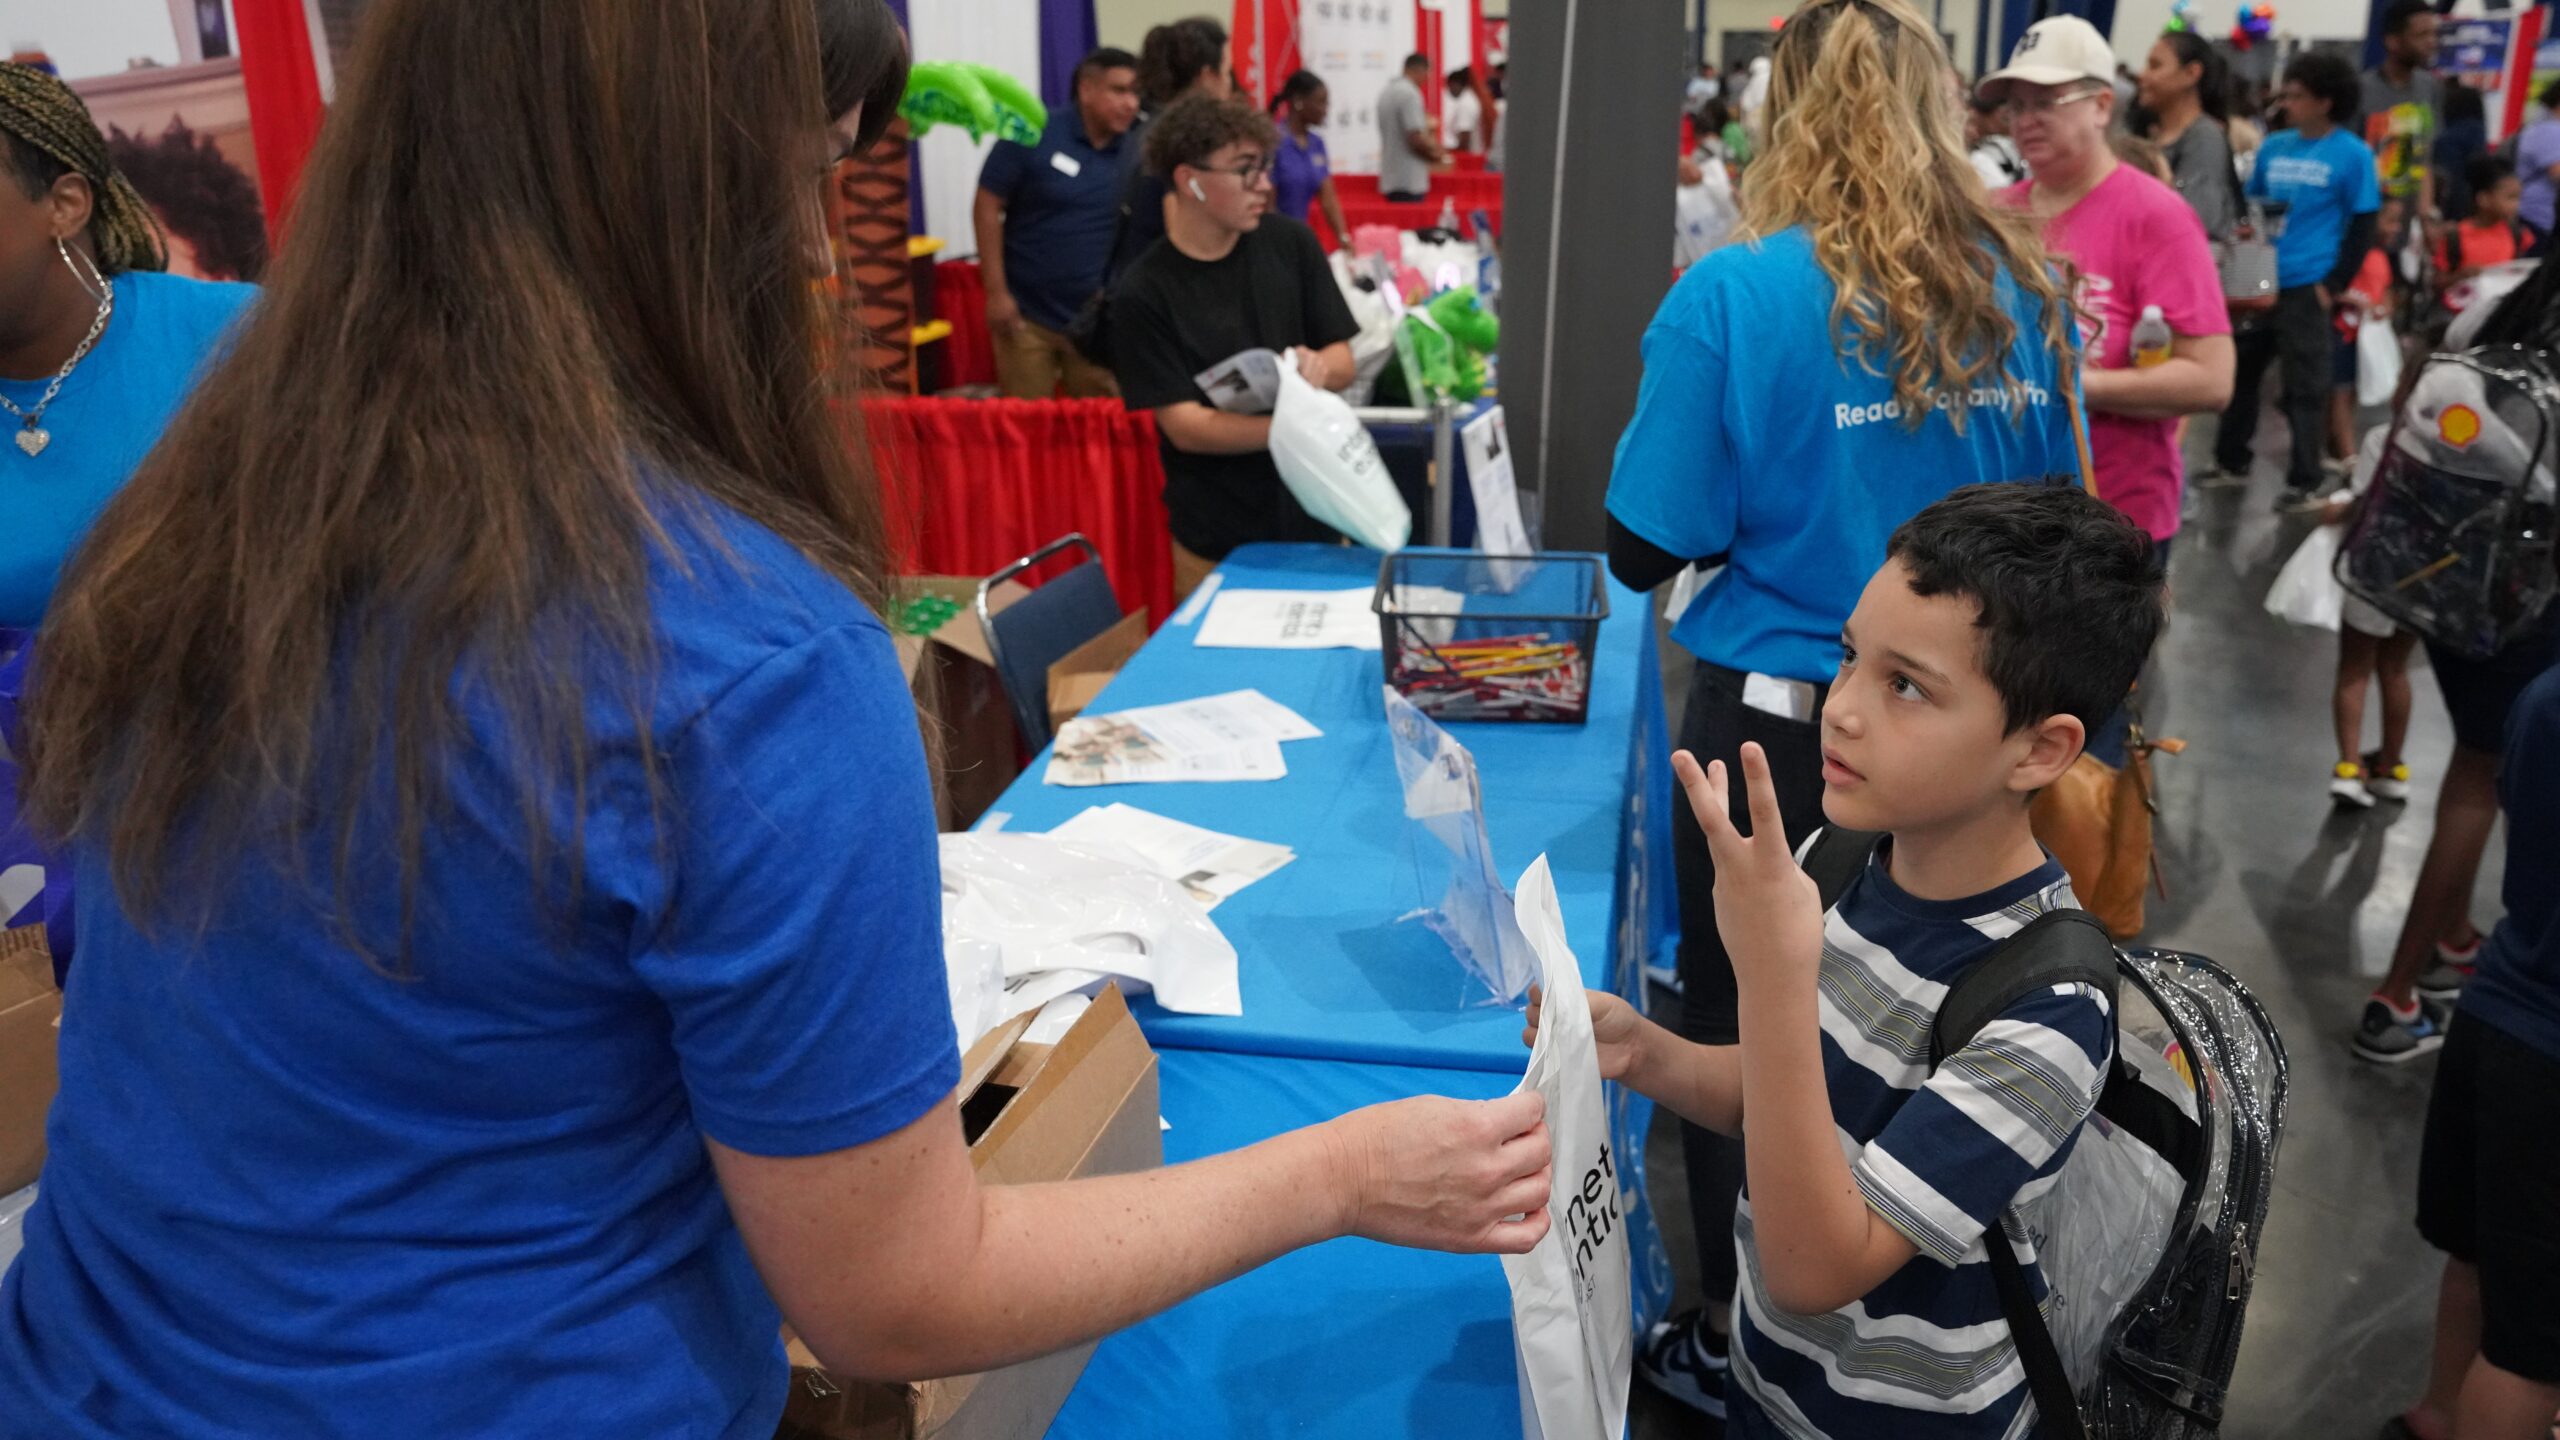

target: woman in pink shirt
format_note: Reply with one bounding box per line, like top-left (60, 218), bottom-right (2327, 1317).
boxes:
top-left (1980, 16), bottom-right (2235, 562)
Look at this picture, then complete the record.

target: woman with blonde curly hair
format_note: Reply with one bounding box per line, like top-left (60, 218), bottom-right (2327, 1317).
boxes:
top-left (1602, 0), bottom-right (2083, 1419)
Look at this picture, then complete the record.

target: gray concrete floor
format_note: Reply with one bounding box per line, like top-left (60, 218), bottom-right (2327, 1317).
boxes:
top-left (1628, 415), bottom-right (2499, 1440)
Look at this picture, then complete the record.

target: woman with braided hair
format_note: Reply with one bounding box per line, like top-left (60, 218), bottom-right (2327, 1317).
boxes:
top-left (0, 62), bottom-right (254, 628)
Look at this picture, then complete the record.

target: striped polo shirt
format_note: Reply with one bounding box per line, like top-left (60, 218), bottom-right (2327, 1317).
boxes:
top-left (1728, 841), bottom-right (2112, 1440)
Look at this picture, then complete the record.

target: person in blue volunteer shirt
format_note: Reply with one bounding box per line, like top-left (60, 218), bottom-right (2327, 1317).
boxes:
top-left (1600, 0), bottom-right (2080, 1421)
top-left (972, 46), bottom-right (1139, 398)
top-left (0, 63), bottom-right (254, 630)
top-left (0, 63), bottom-right (254, 969)
top-left (2212, 51), bottom-right (2379, 504)
top-left (0, 5), bottom-right (1552, 1436)
top-left (1268, 70), bottom-right (1352, 247)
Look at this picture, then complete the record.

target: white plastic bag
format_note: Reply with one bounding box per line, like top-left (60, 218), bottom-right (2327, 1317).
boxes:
top-left (1672, 171), bottom-right (1739, 271)
top-left (2355, 313), bottom-right (2402, 409)
top-left (1328, 253), bottom-right (1401, 406)
top-left (2263, 523), bottom-right (2344, 631)
top-left (1501, 856), bottom-right (1633, 1440)
top-left (1269, 349), bottom-right (1412, 552)
top-left (938, 833), bottom-right (1242, 1019)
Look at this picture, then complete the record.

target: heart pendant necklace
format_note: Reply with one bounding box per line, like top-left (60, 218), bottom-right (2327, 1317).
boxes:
top-left (0, 269), bottom-right (114, 462)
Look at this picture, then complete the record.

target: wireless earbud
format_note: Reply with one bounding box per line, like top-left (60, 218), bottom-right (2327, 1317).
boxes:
top-left (1189, 178), bottom-right (1208, 202)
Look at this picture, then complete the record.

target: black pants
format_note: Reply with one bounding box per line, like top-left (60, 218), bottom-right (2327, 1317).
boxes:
top-left (2215, 284), bottom-right (2332, 493)
top-left (1671, 662), bottom-right (1832, 1302)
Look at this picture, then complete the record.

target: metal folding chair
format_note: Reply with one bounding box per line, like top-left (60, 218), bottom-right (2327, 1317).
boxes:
top-left (975, 534), bottom-right (1123, 751)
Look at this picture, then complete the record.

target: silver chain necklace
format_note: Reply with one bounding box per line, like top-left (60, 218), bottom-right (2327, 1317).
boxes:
top-left (2, 263), bottom-right (114, 459)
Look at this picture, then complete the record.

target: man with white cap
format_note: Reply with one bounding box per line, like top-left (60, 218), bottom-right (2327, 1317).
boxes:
top-left (1979, 17), bottom-right (2233, 571)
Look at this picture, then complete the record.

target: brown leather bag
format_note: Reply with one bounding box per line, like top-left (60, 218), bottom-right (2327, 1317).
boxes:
top-left (2030, 720), bottom-right (2186, 940)
top-left (2026, 384), bottom-right (2184, 940)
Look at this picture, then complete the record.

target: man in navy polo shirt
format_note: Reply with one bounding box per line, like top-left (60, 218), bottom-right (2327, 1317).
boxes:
top-left (974, 47), bottom-right (1139, 398)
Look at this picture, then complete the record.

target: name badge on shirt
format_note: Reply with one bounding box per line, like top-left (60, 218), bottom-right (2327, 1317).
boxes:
top-left (1050, 151), bottom-right (1083, 178)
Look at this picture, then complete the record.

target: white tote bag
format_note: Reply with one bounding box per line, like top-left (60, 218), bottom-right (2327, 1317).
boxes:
top-left (2263, 522), bottom-right (2345, 632)
top-left (1500, 856), bottom-right (1633, 1440)
top-left (1268, 350), bottom-right (1412, 553)
top-left (2355, 313), bottom-right (2403, 409)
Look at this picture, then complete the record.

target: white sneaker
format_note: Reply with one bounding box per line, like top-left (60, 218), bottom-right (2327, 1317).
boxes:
top-left (2330, 762), bottom-right (2376, 808)
top-left (2362, 753), bottom-right (2412, 802)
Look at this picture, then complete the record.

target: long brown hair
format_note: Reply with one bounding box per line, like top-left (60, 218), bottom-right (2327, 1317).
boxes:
top-left (1740, 0), bottom-right (2075, 431)
top-left (26, 0), bottom-right (909, 959)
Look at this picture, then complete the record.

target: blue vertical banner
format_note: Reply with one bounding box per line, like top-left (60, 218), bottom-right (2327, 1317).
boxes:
top-left (1038, 0), bottom-right (1100, 110)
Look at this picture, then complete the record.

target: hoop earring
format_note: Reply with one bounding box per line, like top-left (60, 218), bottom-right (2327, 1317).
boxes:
top-left (58, 238), bottom-right (108, 304)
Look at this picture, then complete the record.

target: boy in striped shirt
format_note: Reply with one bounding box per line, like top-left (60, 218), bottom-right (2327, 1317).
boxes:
top-left (1530, 484), bottom-right (2166, 1438)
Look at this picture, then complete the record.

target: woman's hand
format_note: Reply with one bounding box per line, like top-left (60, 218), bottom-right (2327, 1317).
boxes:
top-left (1675, 744), bottom-right (1824, 998)
top-left (1522, 984), bottom-right (1647, 1084)
top-left (1325, 1091), bottom-right (1553, 1254)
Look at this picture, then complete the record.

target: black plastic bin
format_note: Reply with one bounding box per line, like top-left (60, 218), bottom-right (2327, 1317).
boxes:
top-left (1371, 550), bottom-right (1610, 724)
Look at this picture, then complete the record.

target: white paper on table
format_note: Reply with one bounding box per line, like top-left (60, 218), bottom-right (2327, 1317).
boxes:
top-left (1043, 718), bottom-right (1286, 787)
top-left (1194, 587), bottom-right (1383, 649)
top-left (1194, 348), bottom-right (1283, 415)
top-left (1048, 803), bottom-right (1295, 910)
top-left (939, 833), bottom-right (1244, 1017)
top-left (1195, 585), bottom-right (1466, 650)
top-left (1115, 689), bottom-right (1322, 745)
top-left (1460, 406), bottom-right (1533, 567)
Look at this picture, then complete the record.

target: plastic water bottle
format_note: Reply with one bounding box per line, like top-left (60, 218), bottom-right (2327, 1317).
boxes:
top-left (2131, 305), bottom-right (2173, 368)
top-left (1437, 196), bottom-right (1460, 235)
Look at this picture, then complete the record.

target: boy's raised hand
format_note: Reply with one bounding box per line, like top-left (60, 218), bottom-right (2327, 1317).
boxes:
top-left (1521, 983), bottom-right (1645, 1082)
top-left (1673, 743), bottom-right (1824, 992)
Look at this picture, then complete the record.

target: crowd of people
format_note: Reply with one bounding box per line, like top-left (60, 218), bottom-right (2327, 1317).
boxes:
top-left (0, 0), bottom-right (2555, 1436)
top-left (1642, 4), bottom-right (2559, 1439)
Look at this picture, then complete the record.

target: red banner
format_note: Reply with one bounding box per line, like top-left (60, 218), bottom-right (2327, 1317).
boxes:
top-left (1231, 0), bottom-right (1303, 108)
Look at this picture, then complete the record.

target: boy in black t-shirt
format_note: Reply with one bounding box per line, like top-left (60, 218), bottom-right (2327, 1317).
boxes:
top-left (1105, 95), bottom-right (1360, 598)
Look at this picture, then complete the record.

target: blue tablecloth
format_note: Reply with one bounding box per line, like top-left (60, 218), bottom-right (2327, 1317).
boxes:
top-left (981, 543), bottom-right (1674, 1075)
top-left (1043, 1048), bottom-right (1529, 1440)
top-left (998, 543), bottom-right (1685, 1437)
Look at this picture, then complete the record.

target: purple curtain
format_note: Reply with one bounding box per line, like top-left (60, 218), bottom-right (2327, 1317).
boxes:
top-left (1039, 0), bottom-right (1100, 110)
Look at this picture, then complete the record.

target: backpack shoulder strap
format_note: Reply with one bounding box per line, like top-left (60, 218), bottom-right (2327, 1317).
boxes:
top-left (1929, 907), bottom-right (2118, 1440)
top-left (1799, 827), bottom-right (1884, 914)
top-left (1927, 909), bottom-right (2118, 1068)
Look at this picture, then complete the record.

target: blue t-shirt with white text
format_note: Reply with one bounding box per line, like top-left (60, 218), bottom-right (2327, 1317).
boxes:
top-left (1607, 227), bottom-right (2080, 682)
top-left (0, 498), bottom-right (961, 1438)
top-left (2246, 126), bottom-right (2382, 289)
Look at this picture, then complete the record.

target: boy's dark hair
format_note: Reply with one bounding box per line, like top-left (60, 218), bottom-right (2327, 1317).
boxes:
top-left (2542, 76), bottom-right (2560, 113)
top-left (105, 120), bottom-right (268, 282)
top-left (1405, 52), bottom-right (1431, 72)
top-left (2444, 82), bottom-right (2485, 126)
top-left (1144, 93), bottom-right (1279, 178)
top-left (2285, 51), bottom-right (2362, 125)
top-left (1885, 484), bottom-right (2166, 735)
top-left (2466, 151), bottom-right (2515, 196)
top-left (2380, 0), bottom-right (2434, 38)
top-left (1075, 46), bottom-right (1138, 91)
top-left (1137, 17), bottom-right (1228, 108)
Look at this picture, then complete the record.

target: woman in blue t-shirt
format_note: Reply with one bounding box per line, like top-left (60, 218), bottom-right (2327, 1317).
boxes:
top-left (2211, 51), bottom-right (2380, 502)
top-left (0, 64), bottom-right (255, 960)
top-left (1600, 0), bottom-right (2081, 1414)
top-left (0, 4), bottom-right (1551, 1437)
top-left (1268, 70), bottom-right (1351, 246)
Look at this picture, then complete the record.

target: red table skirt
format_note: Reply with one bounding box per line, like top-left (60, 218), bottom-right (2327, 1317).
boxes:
top-left (1315, 172), bottom-right (1504, 251)
top-left (861, 395), bottom-right (1173, 626)
top-left (930, 259), bottom-right (998, 391)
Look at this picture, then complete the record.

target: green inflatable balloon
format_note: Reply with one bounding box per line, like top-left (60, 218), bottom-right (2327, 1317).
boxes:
top-left (900, 60), bottom-right (1048, 144)
top-left (900, 60), bottom-right (996, 140)
top-left (965, 64), bottom-right (1048, 144)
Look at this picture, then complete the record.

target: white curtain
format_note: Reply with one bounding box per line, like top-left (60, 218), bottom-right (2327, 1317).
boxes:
top-left (908, 0), bottom-right (1045, 254)
top-left (1305, 0), bottom-right (1417, 176)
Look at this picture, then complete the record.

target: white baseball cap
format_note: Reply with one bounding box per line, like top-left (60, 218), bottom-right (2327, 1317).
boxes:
top-left (1979, 17), bottom-right (2116, 99)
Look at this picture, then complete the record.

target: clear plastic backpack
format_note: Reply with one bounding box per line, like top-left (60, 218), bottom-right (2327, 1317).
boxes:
top-left (1803, 831), bottom-right (2291, 1439)
top-left (2335, 345), bottom-right (2560, 661)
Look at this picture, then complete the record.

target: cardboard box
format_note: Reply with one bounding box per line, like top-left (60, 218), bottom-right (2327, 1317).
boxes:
top-left (1043, 609), bottom-right (1147, 736)
top-left (895, 578), bottom-right (1030, 832)
top-left (0, 924), bottom-right (60, 1196)
top-left (894, 580), bottom-right (1148, 832)
top-left (777, 984), bottom-right (1162, 1440)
